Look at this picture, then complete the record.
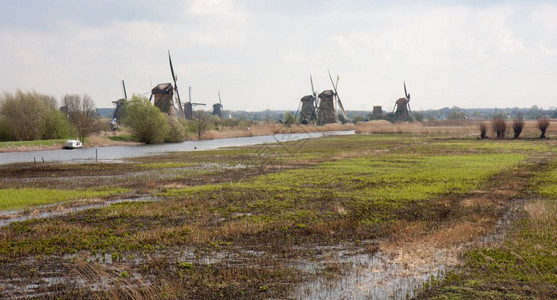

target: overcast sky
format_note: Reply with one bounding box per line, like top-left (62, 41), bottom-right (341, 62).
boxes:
top-left (1, 0), bottom-right (556, 111)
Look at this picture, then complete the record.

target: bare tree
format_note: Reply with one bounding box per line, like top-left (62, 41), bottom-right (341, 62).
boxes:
top-left (192, 110), bottom-right (212, 140)
top-left (62, 94), bottom-right (100, 142)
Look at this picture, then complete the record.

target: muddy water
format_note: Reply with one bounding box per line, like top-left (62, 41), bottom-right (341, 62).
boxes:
top-left (0, 196), bottom-right (158, 228)
top-left (0, 131), bottom-right (355, 165)
top-left (290, 199), bottom-right (529, 300)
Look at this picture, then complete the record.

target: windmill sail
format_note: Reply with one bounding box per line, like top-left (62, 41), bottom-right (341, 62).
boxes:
top-left (328, 70), bottom-right (348, 121)
top-left (168, 50), bottom-right (184, 119)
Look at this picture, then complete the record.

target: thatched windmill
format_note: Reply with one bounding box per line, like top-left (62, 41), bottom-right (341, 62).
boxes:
top-left (392, 81), bottom-right (411, 120)
top-left (150, 83), bottom-right (177, 118)
top-left (149, 51), bottom-right (185, 118)
top-left (297, 74), bottom-right (319, 124)
top-left (211, 90), bottom-right (224, 118)
top-left (317, 70), bottom-right (348, 124)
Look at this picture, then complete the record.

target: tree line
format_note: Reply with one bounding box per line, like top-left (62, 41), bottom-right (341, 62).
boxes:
top-left (0, 91), bottom-right (224, 144)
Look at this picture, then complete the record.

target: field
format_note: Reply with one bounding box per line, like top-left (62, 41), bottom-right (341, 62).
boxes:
top-left (0, 131), bottom-right (556, 299)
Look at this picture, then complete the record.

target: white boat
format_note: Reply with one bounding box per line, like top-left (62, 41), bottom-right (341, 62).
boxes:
top-left (64, 139), bottom-right (83, 149)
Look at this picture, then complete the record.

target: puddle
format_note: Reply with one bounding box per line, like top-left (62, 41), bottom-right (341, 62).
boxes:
top-left (290, 250), bottom-right (445, 300)
top-left (0, 196), bottom-right (159, 228)
top-left (479, 199), bottom-right (527, 245)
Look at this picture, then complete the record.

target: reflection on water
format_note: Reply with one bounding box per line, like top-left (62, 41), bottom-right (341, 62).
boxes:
top-left (0, 131), bottom-right (355, 165)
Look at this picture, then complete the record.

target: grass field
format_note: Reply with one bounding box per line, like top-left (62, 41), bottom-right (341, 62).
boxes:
top-left (0, 134), bottom-right (555, 298)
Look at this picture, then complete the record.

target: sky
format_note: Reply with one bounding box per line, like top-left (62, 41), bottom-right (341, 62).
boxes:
top-left (1, 0), bottom-right (556, 112)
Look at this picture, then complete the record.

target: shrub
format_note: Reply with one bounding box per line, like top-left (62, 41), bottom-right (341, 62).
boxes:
top-left (479, 123), bottom-right (488, 139)
top-left (0, 90), bottom-right (70, 141)
top-left (492, 118), bottom-right (506, 139)
top-left (123, 95), bottom-right (169, 144)
top-left (512, 118), bottom-right (524, 139)
top-left (537, 117), bottom-right (550, 139)
top-left (165, 116), bottom-right (186, 143)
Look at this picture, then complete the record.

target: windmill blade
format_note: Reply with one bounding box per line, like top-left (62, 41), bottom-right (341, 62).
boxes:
top-left (404, 81), bottom-right (409, 100)
top-left (392, 103), bottom-right (397, 114)
top-left (218, 90), bottom-right (222, 105)
top-left (407, 101), bottom-right (412, 115)
top-left (188, 86), bottom-right (192, 103)
top-left (328, 69), bottom-right (338, 93)
top-left (310, 74), bottom-right (317, 98)
top-left (168, 50), bottom-right (184, 118)
top-left (121, 80), bottom-right (127, 99)
top-left (337, 98), bottom-right (348, 120)
top-left (335, 75), bottom-right (339, 91)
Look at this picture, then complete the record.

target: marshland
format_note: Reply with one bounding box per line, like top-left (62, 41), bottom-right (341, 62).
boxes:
top-left (1, 122), bottom-right (556, 299)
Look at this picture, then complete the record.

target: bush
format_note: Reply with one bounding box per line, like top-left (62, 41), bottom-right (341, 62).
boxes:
top-left (123, 95), bottom-right (169, 144)
top-left (479, 123), bottom-right (488, 139)
top-left (537, 117), bottom-right (550, 139)
top-left (512, 118), bottom-right (524, 139)
top-left (492, 118), bottom-right (506, 139)
top-left (0, 90), bottom-right (70, 141)
top-left (165, 116), bottom-right (186, 143)
top-left (0, 117), bottom-right (13, 141)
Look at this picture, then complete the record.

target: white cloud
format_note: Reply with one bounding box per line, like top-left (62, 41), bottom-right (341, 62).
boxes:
top-left (189, 0), bottom-right (246, 22)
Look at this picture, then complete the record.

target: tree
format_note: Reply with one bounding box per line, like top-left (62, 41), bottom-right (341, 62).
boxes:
top-left (123, 95), bottom-right (169, 144)
top-left (512, 118), bottom-right (524, 139)
top-left (191, 110), bottom-right (212, 140)
top-left (537, 117), bottom-right (550, 139)
top-left (0, 90), bottom-right (69, 141)
top-left (62, 94), bottom-right (100, 142)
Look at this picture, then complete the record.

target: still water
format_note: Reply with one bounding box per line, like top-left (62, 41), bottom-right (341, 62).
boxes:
top-left (0, 131), bottom-right (355, 165)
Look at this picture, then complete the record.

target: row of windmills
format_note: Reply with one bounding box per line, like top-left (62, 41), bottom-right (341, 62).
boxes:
top-left (112, 51), bottom-right (225, 125)
top-left (297, 76), bottom-right (413, 124)
top-left (297, 71), bottom-right (348, 125)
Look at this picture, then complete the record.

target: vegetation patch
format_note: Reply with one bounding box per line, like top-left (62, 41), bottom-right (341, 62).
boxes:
top-left (0, 187), bottom-right (129, 211)
top-left (418, 200), bottom-right (557, 299)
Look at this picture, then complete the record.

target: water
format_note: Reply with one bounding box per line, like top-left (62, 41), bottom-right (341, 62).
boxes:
top-left (0, 196), bottom-right (158, 228)
top-left (0, 131), bottom-right (355, 165)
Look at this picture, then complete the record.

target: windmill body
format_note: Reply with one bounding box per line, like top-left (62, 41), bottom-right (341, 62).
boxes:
top-left (212, 91), bottom-right (224, 118)
top-left (212, 103), bottom-right (223, 118)
top-left (371, 106), bottom-right (383, 119)
top-left (392, 81), bottom-right (412, 121)
top-left (300, 95), bottom-right (316, 123)
top-left (151, 83), bottom-right (177, 118)
top-left (317, 90), bottom-right (338, 124)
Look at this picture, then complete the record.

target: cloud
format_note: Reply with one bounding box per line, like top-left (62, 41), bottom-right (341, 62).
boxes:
top-left (189, 0), bottom-right (246, 22)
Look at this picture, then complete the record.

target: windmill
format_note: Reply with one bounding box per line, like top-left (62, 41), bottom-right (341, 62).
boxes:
top-left (317, 70), bottom-right (348, 125)
top-left (392, 81), bottom-right (411, 120)
top-left (212, 90), bottom-right (224, 118)
top-left (297, 74), bottom-right (318, 124)
top-left (168, 50), bottom-right (184, 119)
top-left (111, 80), bottom-right (127, 129)
top-left (184, 86), bottom-right (206, 120)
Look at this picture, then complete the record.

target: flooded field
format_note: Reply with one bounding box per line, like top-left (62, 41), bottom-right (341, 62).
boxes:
top-left (0, 134), bottom-right (555, 299)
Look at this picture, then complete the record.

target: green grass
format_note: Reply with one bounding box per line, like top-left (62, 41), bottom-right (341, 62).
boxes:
top-left (166, 153), bottom-right (525, 227)
top-left (533, 159), bottom-right (557, 198)
top-left (0, 139), bottom-right (67, 148)
top-left (0, 187), bottom-right (130, 211)
top-left (107, 134), bottom-right (135, 142)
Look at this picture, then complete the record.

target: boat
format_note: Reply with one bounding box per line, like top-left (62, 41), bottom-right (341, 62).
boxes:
top-left (64, 139), bottom-right (83, 149)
